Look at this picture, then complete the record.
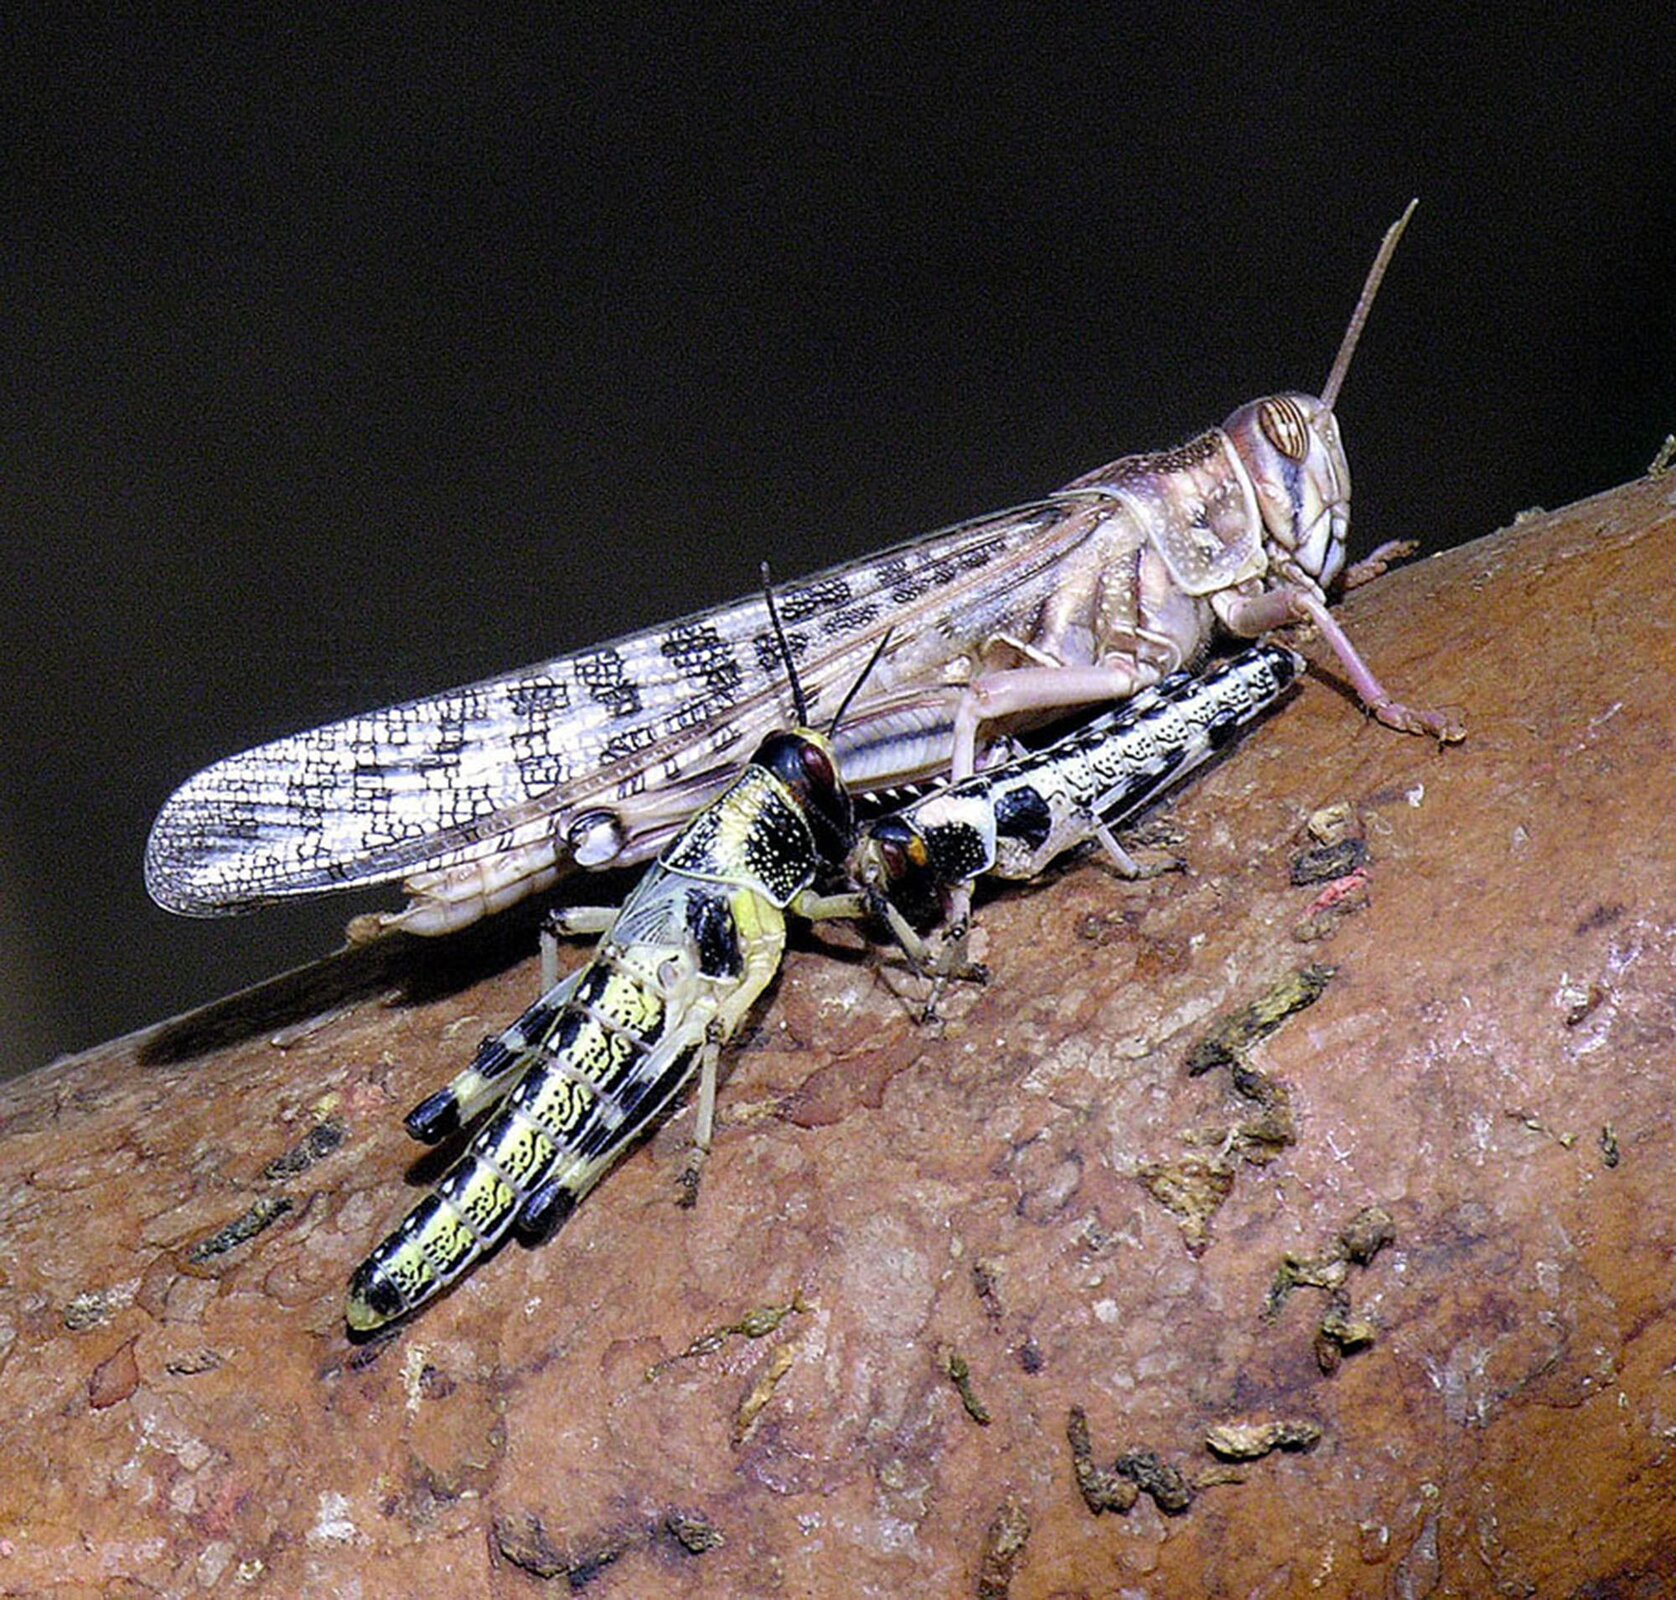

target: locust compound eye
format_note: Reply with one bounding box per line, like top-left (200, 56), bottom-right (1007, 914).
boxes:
top-left (868, 818), bottom-right (926, 886)
top-left (1257, 396), bottom-right (1311, 462)
top-left (798, 740), bottom-right (835, 791)
top-left (877, 835), bottom-right (909, 881)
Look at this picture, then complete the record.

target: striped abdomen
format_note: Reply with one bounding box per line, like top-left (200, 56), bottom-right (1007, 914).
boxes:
top-left (346, 950), bottom-right (701, 1330)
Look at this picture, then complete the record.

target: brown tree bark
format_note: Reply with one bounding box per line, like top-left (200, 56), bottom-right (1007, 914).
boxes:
top-left (4, 473), bottom-right (1674, 1597)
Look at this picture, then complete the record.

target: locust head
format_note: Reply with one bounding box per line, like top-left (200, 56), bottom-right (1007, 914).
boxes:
top-left (754, 568), bottom-right (893, 870)
top-left (1222, 392), bottom-right (1350, 596)
top-left (1224, 198), bottom-right (1415, 600)
top-left (852, 813), bottom-right (944, 931)
top-left (755, 728), bottom-right (855, 864)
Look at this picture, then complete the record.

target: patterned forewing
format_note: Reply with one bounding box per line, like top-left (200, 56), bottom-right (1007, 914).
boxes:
top-left (146, 490), bottom-right (1124, 912)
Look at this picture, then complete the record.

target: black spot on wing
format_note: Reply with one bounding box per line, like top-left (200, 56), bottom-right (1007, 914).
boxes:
top-left (601, 724), bottom-right (658, 765)
top-left (779, 578), bottom-right (853, 623)
top-left (661, 624), bottom-right (744, 699)
top-left (574, 648), bottom-right (643, 719)
top-left (994, 786), bottom-right (1053, 851)
top-left (508, 677), bottom-right (571, 718)
top-left (879, 554), bottom-right (931, 605)
top-left (823, 601), bottom-right (882, 637)
top-left (753, 627), bottom-right (809, 679)
top-left (689, 890), bottom-right (744, 979)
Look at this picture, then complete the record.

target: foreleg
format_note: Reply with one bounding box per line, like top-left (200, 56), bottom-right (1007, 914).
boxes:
top-left (1220, 586), bottom-right (1464, 742)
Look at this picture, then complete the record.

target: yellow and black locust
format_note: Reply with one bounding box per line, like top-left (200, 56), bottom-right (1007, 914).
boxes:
top-left (852, 642), bottom-right (1305, 1002)
top-left (347, 609), bottom-right (882, 1330)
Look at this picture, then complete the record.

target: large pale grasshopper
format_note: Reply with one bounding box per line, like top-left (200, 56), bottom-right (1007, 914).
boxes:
top-left (148, 203), bottom-right (1457, 943)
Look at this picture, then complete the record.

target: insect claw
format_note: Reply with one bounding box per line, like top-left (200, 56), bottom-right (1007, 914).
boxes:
top-left (343, 911), bottom-right (390, 947)
top-left (1374, 699), bottom-right (1466, 744)
top-left (905, 929), bottom-right (988, 1025)
top-left (932, 944), bottom-right (989, 988)
top-left (1425, 706), bottom-right (1469, 744)
top-left (1340, 538), bottom-right (1420, 591)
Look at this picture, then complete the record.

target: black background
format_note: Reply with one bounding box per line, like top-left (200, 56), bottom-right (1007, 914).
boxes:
top-left (5, 12), bottom-right (1673, 1070)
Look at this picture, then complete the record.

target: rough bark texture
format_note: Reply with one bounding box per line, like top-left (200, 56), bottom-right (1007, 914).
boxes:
top-left (3, 475), bottom-right (1674, 1598)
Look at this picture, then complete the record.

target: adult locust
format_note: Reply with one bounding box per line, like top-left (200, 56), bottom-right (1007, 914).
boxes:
top-left (147, 203), bottom-right (1457, 943)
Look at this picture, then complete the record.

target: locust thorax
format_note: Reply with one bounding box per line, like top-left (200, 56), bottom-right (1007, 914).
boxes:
top-left (1222, 392), bottom-right (1350, 597)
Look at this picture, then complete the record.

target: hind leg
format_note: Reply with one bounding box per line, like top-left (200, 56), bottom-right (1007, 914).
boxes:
top-left (404, 969), bottom-right (584, 1144)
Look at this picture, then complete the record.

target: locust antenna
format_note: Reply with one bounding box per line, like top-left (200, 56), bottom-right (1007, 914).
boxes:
top-left (829, 629), bottom-right (893, 740)
top-left (1320, 198), bottom-right (1417, 410)
top-left (760, 562), bottom-right (810, 727)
